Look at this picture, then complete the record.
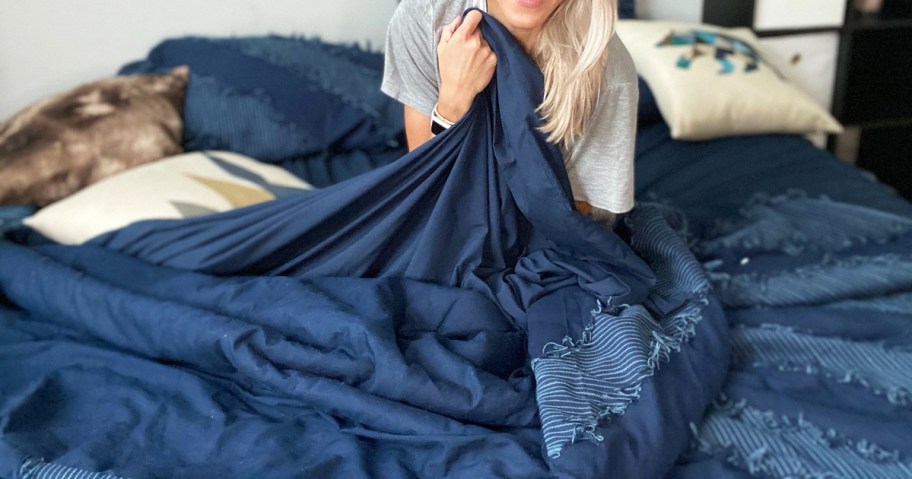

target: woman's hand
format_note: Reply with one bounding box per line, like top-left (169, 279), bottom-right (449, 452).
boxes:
top-left (436, 10), bottom-right (497, 123)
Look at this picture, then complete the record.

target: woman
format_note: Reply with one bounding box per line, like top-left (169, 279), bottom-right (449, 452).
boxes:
top-left (381, 0), bottom-right (637, 226)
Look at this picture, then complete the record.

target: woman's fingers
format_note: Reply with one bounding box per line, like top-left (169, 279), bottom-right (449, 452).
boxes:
top-left (456, 10), bottom-right (484, 37)
top-left (478, 39), bottom-right (496, 67)
top-left (440, 15), bottom-right (461, 44)
top-left (435, 10), bottom-right (496, 122)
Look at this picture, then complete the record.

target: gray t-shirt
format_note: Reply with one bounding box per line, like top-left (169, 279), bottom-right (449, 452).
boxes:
top-left (382, 0), bottom-right (637, 214)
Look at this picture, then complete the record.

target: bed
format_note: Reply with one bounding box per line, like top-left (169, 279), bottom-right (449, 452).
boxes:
top-left (1, 6), bottom-right (911, 479)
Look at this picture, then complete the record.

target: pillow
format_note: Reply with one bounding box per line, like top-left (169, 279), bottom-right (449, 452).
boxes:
top-left (616, 20), bottom-right (843, 140)
top-left (23, 151), bottom-right (313, 245)
top-left (118, 36), bottom-right (405, 164)
top-left (0, 67), bottom-right (188, 206)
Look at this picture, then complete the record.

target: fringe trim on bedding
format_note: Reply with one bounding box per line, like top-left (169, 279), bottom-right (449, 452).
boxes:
top-left (824, 291), bottom-right (912, 316)
top-left (231, 37), bottom-right (400, 139)
top-left (533, 299), bottom-right (707, 458)
top-left (699, 191), bottom-right (912, 257)
top-left (691, 396), bottom-right (912, 478)
top-left (709, 253), bottom-right (912, 308)
top-left (532, 204), bottom-right (711, 458)
top-left (159, 37), bottom-right (401, 156)
top-left (732, 324), bottom-right (912, 408)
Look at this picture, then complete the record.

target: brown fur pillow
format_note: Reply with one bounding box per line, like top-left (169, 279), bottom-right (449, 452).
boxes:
top-left (0, 66), bottom-right (188, 206)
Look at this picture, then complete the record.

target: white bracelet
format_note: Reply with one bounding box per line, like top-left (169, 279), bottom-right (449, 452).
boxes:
top-left (431, 103), bottom-right (455, 129)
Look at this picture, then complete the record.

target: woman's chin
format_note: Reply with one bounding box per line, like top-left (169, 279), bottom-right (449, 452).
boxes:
top-left (496, 0), bottom-right (562, 24)
top-left (489, 0), bottom-right (563, 40)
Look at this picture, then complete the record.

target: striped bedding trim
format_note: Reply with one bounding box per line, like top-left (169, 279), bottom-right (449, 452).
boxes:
top-left (532, 204), bottom-right (711, 458)
top-left (694, 397), bottom-right (912, 478)
top-left (20, 459), bottom-right (127, 479)
top-left (700, 192), bottom-right (912, 257)
top-left (732, 324), bottom-right (912, 408)
top-left (711, 253), bottom-right (912, 309)
top-left (825, 291), bottom-right (912, 316)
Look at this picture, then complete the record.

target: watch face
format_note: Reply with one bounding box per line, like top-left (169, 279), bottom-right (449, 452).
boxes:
top-left (432, 119), bottom-right (447, 135)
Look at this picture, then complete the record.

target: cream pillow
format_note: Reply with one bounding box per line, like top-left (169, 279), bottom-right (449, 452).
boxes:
top-left (616, 20), bottom-right (843, 140)
top-left (24, 151), bottom-right (312, 244)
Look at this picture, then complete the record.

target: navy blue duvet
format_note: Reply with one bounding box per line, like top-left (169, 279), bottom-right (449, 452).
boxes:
top-left (4, 11), bottom-right (912, 479)
top-left (0, 13), bottom-right (728, 479)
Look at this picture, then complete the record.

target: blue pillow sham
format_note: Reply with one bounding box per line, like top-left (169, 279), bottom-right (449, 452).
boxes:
top-left (119, 36), bottom-right (405, 166)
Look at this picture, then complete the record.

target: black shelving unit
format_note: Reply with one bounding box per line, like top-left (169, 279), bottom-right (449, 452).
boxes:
top-left (832, 0), bottom-right (912, 199)
top-left (702, 0), bottom-right (912, 199)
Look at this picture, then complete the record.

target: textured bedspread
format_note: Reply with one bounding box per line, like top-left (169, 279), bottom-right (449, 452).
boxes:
top-left (628, 111), bottom-right (912, 478)
top-left (667, 194), bottom-right (912, 478)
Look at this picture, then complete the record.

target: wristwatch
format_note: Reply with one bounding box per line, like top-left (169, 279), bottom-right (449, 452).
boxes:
top-left (431, 103), bottom-right (455, 135)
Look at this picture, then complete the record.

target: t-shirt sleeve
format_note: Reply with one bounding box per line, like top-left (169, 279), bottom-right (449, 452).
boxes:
top-left (381, 0), bottom-right (439, 117)
top-left (564, 80), bottom-right (638, 215)
top-left (561, 34), bottom-right (639, 215)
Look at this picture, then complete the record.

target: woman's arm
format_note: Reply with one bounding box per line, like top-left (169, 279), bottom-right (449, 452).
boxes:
top-left (404, 105), bottom-right (433, 151)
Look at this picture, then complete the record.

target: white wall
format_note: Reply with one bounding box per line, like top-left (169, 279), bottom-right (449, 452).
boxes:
top-left (0, 0), bottom-right (398, 119)
top-left (636, 0), bottom-right (703, 23)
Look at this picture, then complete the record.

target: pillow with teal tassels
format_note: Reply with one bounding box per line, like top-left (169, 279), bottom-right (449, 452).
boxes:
top-left (616, 20), bottom-right (842, 141)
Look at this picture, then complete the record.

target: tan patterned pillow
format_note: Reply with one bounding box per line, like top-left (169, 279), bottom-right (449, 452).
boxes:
top-left (23, 151), bottom-right (314, 245)
top-left (0, 66), bottom-right (188, 206)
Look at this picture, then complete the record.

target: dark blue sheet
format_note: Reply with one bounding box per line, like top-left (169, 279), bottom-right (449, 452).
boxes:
top-left (0, 12), bottom-right (728, 479)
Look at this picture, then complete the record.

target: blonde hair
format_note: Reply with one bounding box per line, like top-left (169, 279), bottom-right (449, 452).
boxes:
top-left (533, 0), bottom-right (617, 150)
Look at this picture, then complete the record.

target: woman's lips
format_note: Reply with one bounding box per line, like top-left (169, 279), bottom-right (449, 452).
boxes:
top-left (513, 0), bottom-right (546, 9)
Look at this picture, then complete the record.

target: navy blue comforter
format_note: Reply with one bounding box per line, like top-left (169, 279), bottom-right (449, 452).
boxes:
top-left (0, 13), bottom-right (728, 479)
top-left (2, 11), bottom-right (912, 479)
